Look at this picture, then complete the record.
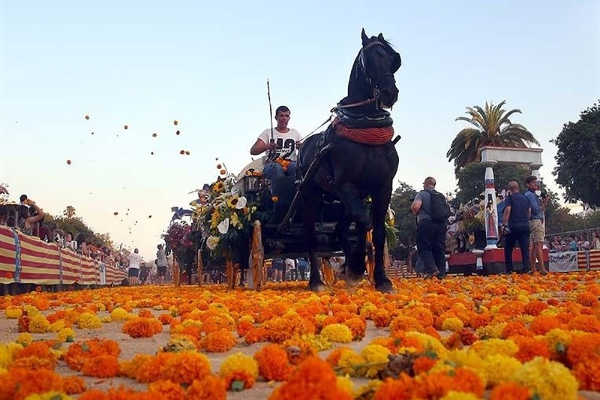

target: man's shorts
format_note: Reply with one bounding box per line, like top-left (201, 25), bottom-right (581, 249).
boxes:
top-left (128, 268), bottom-right (139, 278)
top-left (529, 219), bottom-right (545, 243)
top-left (157, 266), bottom-right (167, 276)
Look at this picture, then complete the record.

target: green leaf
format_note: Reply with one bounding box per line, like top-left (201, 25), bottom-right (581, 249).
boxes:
top-left (81, 342), bottom-right (90, 352)
top-left (555, 342), bottom-right (566, 354)
top-left (531, 393), bottom-right (542, 400)
top-left (66, 336), bottom-right (74, 342)
top-left (231, 380), bottom-right (245, 391)
top-left (50, 395), bottom-right (64, 400)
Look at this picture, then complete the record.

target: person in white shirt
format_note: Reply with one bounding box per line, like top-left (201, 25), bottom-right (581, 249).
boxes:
top-left (128, 248), bottom-right (142, 285)
top-left (250, 105), bottom-right (301, 219)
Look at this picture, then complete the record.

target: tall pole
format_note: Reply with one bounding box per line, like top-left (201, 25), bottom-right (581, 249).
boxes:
top-left (484, 163), bottom-right (499, 249)
top-left (267, 80), bottom-right (275, 160)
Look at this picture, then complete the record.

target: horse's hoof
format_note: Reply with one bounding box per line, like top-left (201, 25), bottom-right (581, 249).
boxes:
top-left (375, 278), bottom-right (394, 293)
top-left (309, 280), bottom-right (327, 292)
top-left (343, 270), bottom-right (364, 287)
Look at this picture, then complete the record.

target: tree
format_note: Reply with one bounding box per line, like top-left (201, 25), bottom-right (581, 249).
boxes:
top-left (455, 163), bottom-right (530, 205)
top-left (552, 100), bottom-right (600, 208)
top-left (447, 101), bottom-right (539, 172)
top-left (63, 205), bottom-right (76, 219)
top-left (389, 181), bottom-right (418, 260)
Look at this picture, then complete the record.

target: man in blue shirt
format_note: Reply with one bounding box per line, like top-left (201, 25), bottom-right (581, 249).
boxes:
top-left (524, 176), bottom-right (548, 274)
top-left (502, 181), bottom-right (531, 273)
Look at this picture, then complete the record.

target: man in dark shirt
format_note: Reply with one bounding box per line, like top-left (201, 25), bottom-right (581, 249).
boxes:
top-left (502, 181), bottom-right (531, 273)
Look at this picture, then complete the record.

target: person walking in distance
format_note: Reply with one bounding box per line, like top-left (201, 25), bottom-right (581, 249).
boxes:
top-left (411, 177), bottom-right (450, 278)
top-left (501, 181), bottom-right (531, 274)
top-left (525, 176), bottom-right (549, 274)
top-left (156, 244), bottom-right (168, 285)
top-left (128, 248), bottom-right (142, 285)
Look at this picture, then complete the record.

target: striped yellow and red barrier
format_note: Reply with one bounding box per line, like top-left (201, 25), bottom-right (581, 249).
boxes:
top-left (0, 226), bottom-right (16, 283)
top-left (578, 250), bottom-right (600, 270)
top-left (17, 232), bottom-right (61, 284)
top-left (0, 227), bottom-right (127, 287)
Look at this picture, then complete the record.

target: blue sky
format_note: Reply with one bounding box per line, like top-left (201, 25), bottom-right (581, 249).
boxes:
top-left (1, 1), bottom-right (598, 259)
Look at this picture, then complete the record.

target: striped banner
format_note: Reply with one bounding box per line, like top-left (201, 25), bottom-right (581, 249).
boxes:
top-left (0, 226), bottom-right (16, 283)
top-left (578, 250), bottom-right (600, 270)
top-left (17, 233), bottom-right (61, 284)
top-left (60, 248), bottom-right (81, 284)
top-left (79, 256), bottom-right (97, 285)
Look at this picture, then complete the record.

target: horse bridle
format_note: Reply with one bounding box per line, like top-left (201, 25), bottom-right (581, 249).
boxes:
top-left (336, 40), bottom-right (392, 110)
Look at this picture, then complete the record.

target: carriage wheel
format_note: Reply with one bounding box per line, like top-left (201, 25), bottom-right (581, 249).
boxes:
top-left (172, 258), bottom-right (181, 287)
top-left (366, 230), bottom-right (375, 284)
top-left (225, 258), bottom-right (235, 289)
top-left (321, 257), bottom-right (336, 287)
top-left (197, 249), bottom-right (204, 286)
top-left (249, 220), bottom-right (264, 290)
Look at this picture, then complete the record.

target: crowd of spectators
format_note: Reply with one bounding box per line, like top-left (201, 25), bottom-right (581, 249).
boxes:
top-left (548, 231), bottom-right (600, 252)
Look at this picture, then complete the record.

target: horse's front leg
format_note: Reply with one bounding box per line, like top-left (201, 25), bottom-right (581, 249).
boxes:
top-left (303, 188), bottom-right (325, 292)
top-left (371, 184), bottom-right (394, 293)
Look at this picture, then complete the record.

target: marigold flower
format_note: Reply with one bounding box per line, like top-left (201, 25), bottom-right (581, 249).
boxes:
top-left (489, 382), bottom-right (531, 400)
top-left (64, 339), bottom-right (120, 371)
top-left (337, 348), bottom-right (366, 377)
top-left (439, 391), bottom-right (481, 400)
top-left (5, 306), bottom-right (23, 319)
top-left (344, 317), bottom-right (367, 340)
top-left (109, 307), bottom-right (129, 321)
top-left (269, 357), bottom-right (352, 400)
top-left (372, 309), bottom-right (392, 328)
top-left (148, 379), bottom-right (186, 400)
top-left (373, 374), bottom-right (414, 400)
top-left (162, 351), bottom-right (212, 384)
top-left (29, 313), bottom-right (50, 333)
top-left (361, 344), bottom-right (391, 378)
top-left (513, 357), bottom-right (578, 400)
top-left (76, 312), bottom-right (102, 329)
top-left (219, 352), bottom-right (258, 390)
top-left (254, 344), bottom-right (292, 381)
top-left (186, 375), bottom-right (226, 400)
top-left (62, 376), bottom-right (86, 394)
top-left (81, 354), bottom-right (120, 378)
top-left (0, 367), bottom-right (63, 400)
top-left (481, 353), bottom-right (521, 386)
top-left (202, 328), bottom-right (237, 352)
top-left (16, 332), bottom-right (33, 347)
top-left (568, 314), bottom-right (600, 333)
top-left (122, 317), bottom-right (163, 338)
top-left (576, 292), bottom-right (599, 307)
top-left (471, 338), bottom-right (517, 358)
top-left (442, 317), bottom-right (464, 332)
top-left (321, 323), bottom-right (353, 343)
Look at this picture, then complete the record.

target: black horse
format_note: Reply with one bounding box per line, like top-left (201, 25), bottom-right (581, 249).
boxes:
top-left (297, 29), bottom-right (401, 292)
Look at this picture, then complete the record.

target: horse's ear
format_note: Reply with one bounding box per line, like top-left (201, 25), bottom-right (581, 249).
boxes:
top-left (378, 33), bottom-right (385, 41)
top-left (361, 28), bottom-right (369, 46)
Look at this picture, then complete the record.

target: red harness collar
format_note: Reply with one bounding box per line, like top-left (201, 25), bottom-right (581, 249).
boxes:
top-left (333, 119), bottom-right (394, 145)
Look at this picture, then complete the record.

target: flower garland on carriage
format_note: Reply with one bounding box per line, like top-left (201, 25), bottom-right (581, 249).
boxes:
top-left (189, 160), bottom-right (261, 276)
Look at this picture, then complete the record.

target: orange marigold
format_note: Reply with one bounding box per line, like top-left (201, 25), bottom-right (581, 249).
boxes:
top-left (202, 328), bottom-right (237, 352)
top-left (65, 339), bottom-right (121, 371)
top-left (254, 344), bottom-right (292, 381)
top-left (122, 317), bottom-right (163, 338)
top-left (244, 327), bottom-right (268, 344)
top-left (501, 322), bottom-right (533, 339)
top-left (567, 333), bottom-right (600, 366)
top-left (159, 313), bottom-right (174, 325)
top-left (78, 389), bottom-right (108, 400)
top-left (374, 374), bottom-right (415, 400)
top-left (414, 370), bottom-right (456, 399)
top-left (573, 353), bottom-right (600, 390)
top-left (344, 317), bottom-right (367, 340)
top-left (524, 300), bottom-right (548, 316)
top-left (389, 315), bottom-right (424, 334)
top-left (459, 328), bottom-right (478, 345)
top-left (577, 292), bottom-right (599, 307)
top-left (514, 336), bottom-right (551, 362)
top-left (149, 379), bottom-right (187, 400)
top-left (452, 367), bottom-right (485, 397)
top-left (62, 375), bottom-right (87, 394)
top-left (490, 382), bottom-right (531, 400)
top-left (162, 351), bottom-right (212, 384)
top-left (268, 357), bottom-right (352, 400)
top-left (138, 309), bottom-right (154, 318)
top-left (412, 356), bottom-right (437, 375)
top-left (0, 367), bottom-right (63, 400)
top-left (530, 315), bottom-right (562, 335)
top-left (186, 375), bottom-right (226, 400)
top-left (82, 354), bottom-right (120, 378)
top-left (372, 309), bottom-right (392, 328)
top-left (568, 315), bottom-right (600, 333)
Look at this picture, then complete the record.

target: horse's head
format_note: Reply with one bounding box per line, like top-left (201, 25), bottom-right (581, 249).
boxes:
top-left (356, 28), bottom-right (401, 109)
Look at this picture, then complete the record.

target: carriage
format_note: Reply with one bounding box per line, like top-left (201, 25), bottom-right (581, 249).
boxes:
top-left (189, 29), bottom-right (401, 292)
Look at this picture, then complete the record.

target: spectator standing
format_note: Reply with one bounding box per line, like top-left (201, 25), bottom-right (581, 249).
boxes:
top-left (411, 177), bottom-right (450, 278)
top-left (156, 244), bottom-right (168, 284)
top-left (593, 233), bottom-right (600, 250)
top-left (128, 248), bottom-right (142, 285)
top-left (272, 258), bottom-right (284, 282)
top-left (501, 181), bottom-right (531, 274)
top-left (569, 237), bottom-right (578, 251)
top-left (524, 176), bottom-right (549, 274)
top-left (285, 258), bottom-right (296, 280)
top-left (297, 257), bottom-right (308, 280)
top-left (19, 196), bottom-right (45, 236)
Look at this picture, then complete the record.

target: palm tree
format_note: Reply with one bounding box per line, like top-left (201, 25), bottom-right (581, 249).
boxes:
top-left (447, 100), bottom-right (539, 172)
